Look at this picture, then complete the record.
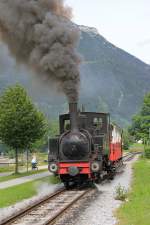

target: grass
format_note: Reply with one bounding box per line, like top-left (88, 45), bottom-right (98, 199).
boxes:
top-left (0, 169), bottom-right (47, 183)
top-left (117, 158), bottom-right (150, 225)
top-left (129, 143), bottom-right (144, 152)
top-left (36, 152), bottom-right (48, 166)
top-left (123, 143), bottom-right (144, 155)
top-left (0, 175), bottom-right (60, 208)
top-left (0, 152), bottom-right (48, 173)
top-left (0, 164), bottom-right (48, 173)
top-left (0, 166), bottom-right (15, 173)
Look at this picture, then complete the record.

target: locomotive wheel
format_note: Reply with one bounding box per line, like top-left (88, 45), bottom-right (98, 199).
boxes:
top-left (95, 177), bottom-right (101, 184)
top-left (64, 181), bottom-right (70, 189)
top-left (88, 180), bottom-right (94, 187)
top-left (108, 171), bottom-right (115, 180)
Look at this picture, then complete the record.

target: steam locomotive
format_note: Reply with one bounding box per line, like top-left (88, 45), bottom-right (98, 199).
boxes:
top-left (48, 103), bottom-right (122, 188)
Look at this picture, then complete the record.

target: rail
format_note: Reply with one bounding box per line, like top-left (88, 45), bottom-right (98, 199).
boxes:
top-left (0, 188), bottom-right (93, 225)
top-left (122, 151), bottom-right (142, 162)
top-left (0, 188), bottom-right (65, 225)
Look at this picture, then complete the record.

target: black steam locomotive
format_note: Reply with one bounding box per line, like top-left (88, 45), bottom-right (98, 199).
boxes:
top-left (48, 103), bottom-right (122, 188)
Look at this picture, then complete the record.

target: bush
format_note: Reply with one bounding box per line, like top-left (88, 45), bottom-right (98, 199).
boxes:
top-left (6, 149), bottom-right (15, 159)
top-left (145, 146), bottom-right (150, 159)
top-left (115, 184), bottom-right (128, 201)
top-left (123, 142), bottom-right (130, 150)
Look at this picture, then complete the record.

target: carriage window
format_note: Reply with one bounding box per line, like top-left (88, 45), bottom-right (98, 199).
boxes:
top-left (93, 117), bottom-right (103, 129)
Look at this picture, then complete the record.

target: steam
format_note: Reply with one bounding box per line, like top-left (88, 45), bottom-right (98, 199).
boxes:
top-left (0, 0), bottom-right (80, 102)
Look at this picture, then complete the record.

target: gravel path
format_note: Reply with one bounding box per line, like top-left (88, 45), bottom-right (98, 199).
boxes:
top-left (0, 172), bottom-right (12, 177)
top-left (0, 171), bottom-right (50, 189)
top-left (0, 165), bottom-right (48, 178)
top-left (69, 157), bottom-right (138, 225)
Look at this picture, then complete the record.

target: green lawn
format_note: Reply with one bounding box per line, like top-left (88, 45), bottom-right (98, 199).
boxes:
top-left (0, 152), bottom-right (48, 173)
top-left (129, 143), bottom-right (144, 152)
top-left (36, 152), bottom-right (48, 166)
top-left (0, 166), bottom-right (15, 173)
top-left (117, 158), bottom-right (150, 225)
top-left (0, 169), bottom-right (47, 183)
top-left (0, 176), bottom-right (60, 208)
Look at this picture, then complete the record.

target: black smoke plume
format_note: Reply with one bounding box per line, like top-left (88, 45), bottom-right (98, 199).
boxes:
top-left (0, 0), bottom-right (80, 102)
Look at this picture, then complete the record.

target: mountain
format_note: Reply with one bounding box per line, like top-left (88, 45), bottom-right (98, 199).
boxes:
top-left (0, 25), bottom-right (150, 126)
top-left (79, 26), bottom-right (150, 125)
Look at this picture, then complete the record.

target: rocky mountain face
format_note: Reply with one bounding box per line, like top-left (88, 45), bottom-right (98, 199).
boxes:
top-left (0, 25), bottom-right (150, 126)
top-left (79, 25), bottom-right (150, 125)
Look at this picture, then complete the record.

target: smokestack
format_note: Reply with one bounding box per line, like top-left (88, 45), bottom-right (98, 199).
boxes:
top-left (69, 102), bottom-right (78, 132)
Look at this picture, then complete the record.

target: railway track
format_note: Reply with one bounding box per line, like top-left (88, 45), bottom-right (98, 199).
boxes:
top-left (0, 188), bottom-right (93, 225)
top-left (122, 151), bottom-right (142, 162)
top-left (0, 152), bottom-right (141, 225)
top-left (114, 151), bottom-right (141, 175)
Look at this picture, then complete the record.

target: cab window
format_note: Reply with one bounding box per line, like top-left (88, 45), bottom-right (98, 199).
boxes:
top-left (93, 117), bottom-right (103, 129)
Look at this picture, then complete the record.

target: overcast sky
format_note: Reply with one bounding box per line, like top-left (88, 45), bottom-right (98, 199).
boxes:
top-left (66, 0), bottom-right (150, 64)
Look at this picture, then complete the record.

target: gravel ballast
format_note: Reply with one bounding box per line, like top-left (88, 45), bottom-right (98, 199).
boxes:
top-left (70, 157), bottom-right (138, 225)
top-left (0, 183), bottom-right (63, 223)
top-left (0, 157), bottom-right (138, 225)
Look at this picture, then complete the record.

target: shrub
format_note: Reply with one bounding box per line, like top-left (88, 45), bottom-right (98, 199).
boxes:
top-left (145, 146), bottom-right (150, 159)
top-left (115, 184), bottom-right (128, 201)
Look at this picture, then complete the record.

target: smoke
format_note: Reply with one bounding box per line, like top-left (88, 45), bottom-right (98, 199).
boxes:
top-left (0, 0), bottom-right (80, 102)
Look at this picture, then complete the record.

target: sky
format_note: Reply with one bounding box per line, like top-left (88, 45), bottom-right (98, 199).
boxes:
top-left (66, 0), bottom-right (150, 64)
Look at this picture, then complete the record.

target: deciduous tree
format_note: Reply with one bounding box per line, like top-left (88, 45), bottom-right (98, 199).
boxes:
top-left (129, 93), bottom-right (150, 142)
top-left (0, 84), bottom-right (47, 173)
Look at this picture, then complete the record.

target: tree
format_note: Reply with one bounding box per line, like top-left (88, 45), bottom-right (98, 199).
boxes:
top-left (0, 84), bottom-right (47, 173)
top-left (129, 93), bottom-right (150, 142)
top-left (122, 129), bottom-right (133, 150)
top-left (31, 120), bottom-right (59, 152)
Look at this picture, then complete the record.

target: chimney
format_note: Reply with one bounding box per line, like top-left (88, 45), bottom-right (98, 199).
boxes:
top-left (69, 102), bottom-right (78, 132)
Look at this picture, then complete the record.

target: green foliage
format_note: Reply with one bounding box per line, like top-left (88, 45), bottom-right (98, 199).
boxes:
top-left (144, 146), bottom-right (150, 159)
top-left (0, 84), bottom-right (47, 150)
top-left (129, 92), bottom-right (150, 141)
top-left (5, 148), bottom-right (15, 158)
top-left (117, 159), bottom-right (150, 225)
top-left (122, 129), bottom-right (133, 150)
top-left (0, 142), bottom-right (8, 155)
top-left (48, 120), bottom-right (59, 137)
top-left (115, 184), bottom-right (128, 201)
top-left (0, 84), bottom-right (47, 173)
top-left (31, 120), bottom-right (59, 151)
top-left (0, 166), bottom-right (15, 173)
top-left (31, 137), bottom-right (47, 151)
top-left (129, 143), bottom-right (144, 153)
